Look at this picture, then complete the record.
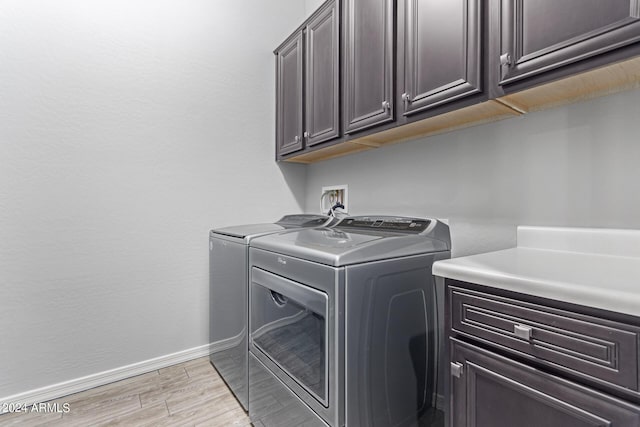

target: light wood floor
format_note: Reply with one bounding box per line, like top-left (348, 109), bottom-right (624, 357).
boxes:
top-left (0, 357), bottom-right (251, 427)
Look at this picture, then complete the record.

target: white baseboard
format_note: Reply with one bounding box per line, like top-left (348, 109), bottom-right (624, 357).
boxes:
top-left (0, 342), bottom-right (217, 411)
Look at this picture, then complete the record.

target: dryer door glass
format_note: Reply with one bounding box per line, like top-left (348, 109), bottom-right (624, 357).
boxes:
top-left (250, 267), bottom-right (329, 406)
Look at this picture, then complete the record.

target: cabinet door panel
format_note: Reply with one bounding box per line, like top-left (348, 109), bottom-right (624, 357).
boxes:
top-left (451, 339), bottom-right (640, 427)
top-left (305, 0), bottom-right (340, 147)
top-left (276, 33), bottom-right (304, 156)
top-left (402, 0), bottom-right (481, 115)
top-left (344, 0), bottom-right (394, 133)
top-left (449, 286), bottom-right (640, 392)
top-left (500, 0), bottom-right (640, 85)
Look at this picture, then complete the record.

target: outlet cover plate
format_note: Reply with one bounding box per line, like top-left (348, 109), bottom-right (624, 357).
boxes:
top-left (321, 185), bottom-right (348, 214)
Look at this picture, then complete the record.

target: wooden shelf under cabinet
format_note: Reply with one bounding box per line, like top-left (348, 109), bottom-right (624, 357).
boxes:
top-left (284, 100), bottom-right (521, 164)
top-left (497, 55), bottom-right (640, 114)
top-left (282, 140), bottom-right (373, 164)
top-left (282, 55), bottom-right (640, 164)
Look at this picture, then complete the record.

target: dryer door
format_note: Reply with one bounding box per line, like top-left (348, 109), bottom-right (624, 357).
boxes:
top-left (250, 267), bottom-right (329, 407)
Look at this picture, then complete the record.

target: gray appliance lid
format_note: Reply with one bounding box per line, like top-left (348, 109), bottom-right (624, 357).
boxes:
top-left (250, 216), bottom-right (451, 266)
top-left (276, 214), bottom-right (332, 227)
top-left (211, 214), bottom-right (331, 241)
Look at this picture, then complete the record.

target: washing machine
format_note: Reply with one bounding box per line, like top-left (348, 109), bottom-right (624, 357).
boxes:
top-left (209, 214), bottom-right (335, 411)
top-left (248, 216), bottom-right (451, 427)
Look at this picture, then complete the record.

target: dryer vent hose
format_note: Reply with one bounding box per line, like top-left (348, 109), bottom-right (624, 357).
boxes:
top-left (328, 202), bottom-right (347, 218)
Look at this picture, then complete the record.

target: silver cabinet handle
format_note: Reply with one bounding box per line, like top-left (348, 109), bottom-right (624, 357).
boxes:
top-left (294, 135), bottom-right (300, 143)
top-left (303, 131), bottom-right (309, 138)
top-left (382, 100), bottom-right (390, 110)
top-left (401, 93), bottom-right (411, 103)
top-left (514, 324), bottom-right (533, 341)
top-left (451, 362), bottom-right (464, 378)
top-left (500, 53), bottom-right (513, 66)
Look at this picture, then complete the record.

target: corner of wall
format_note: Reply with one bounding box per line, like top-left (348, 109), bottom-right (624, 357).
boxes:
top-left (276, 161), bottom-right (310, 213)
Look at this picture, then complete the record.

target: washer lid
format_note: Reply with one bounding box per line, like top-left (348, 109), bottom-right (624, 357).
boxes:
top-left (212, 223), bottom-right (289, 240)
top-left (277, 214), bottom-right (332, 227)
top-left (251, 217), bottom-right (451, 266)
top-left (274, 228), bottom-right (385, 249)
top-left (211, 214), bottom-right (332, 241)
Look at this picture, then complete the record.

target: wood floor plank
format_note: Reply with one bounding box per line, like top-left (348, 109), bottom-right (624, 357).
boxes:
top-left (185, 360), bottom-right (219, 379)
top-left (0, 359), bottom-right (251, 427)
top-left (0, 408), bottom-right (63, 427)
top-left (158, 365), bottom-right (189, 382)
top-left (182, 357), bottom-right (211, 369)
top-left (153, 396), bottom-right (243, 427)
top-left (57, 394), bottom-right (141, 426)
top-left (98, 401), bottom-right (169, 426)
top-left (165, 384), bottom-right (240, 416)
top-left (194, 405), bottom-right (251, 427)
top-left (139, 373), bottom-right (222, 408)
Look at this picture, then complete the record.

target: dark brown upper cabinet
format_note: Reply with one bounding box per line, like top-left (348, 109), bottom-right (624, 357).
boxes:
top-left (277, 0), bottom-right (640, 164)
top-left (343, 0), bottom-right (395, 134)
top-left (305, 0), bottom-right (340, 147)
top-left (398, 0), bottom-right (483, 117)
top-left (275, 0), bottom-right (340, 159)
top-left (275, 32), bottom-right (304, 157)
top-left (496, 0), bottom-right (640, 88)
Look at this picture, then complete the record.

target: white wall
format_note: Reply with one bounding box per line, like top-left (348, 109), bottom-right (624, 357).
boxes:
top-left (305, 89), bottom-right (640, 257)
top-left (305, 0), bottom-right (326, 15)
top-left (0, 0), bottom-right (308, 400)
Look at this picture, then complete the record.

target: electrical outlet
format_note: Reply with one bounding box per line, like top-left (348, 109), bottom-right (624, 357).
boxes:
top-left (320, 185), bottom-right (348, 214)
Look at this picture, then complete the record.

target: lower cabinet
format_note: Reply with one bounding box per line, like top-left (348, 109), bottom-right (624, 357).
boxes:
top-left (450, 338), bottom-right (640, 427)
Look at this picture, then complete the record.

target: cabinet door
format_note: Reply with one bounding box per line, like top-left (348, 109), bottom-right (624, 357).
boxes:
top-left (451, 339), bottom-right (640, 427)
top-left (401, 0), bottom-right (482, 116)
top-left (276, 32), bottom-right (304, 156)
top-left (499, 0), bottom-right (640, 86)
top-left (344, 0), bottom-right (394, 134)
top-left (305, 0), bottom-right (340, 147)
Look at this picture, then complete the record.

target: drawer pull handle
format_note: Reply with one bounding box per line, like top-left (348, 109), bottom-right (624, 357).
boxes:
top-left (514, 324), bottom-right (533, 341)
top-left (451, 362), bottom-right (464, 378)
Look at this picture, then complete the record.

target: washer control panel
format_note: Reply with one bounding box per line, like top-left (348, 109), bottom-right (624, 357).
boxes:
top-left (338, 216), bottom-right (431, 233)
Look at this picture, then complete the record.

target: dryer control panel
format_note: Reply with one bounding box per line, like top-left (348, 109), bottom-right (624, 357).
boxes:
top-left (338, 216), bottom-right (431, 233)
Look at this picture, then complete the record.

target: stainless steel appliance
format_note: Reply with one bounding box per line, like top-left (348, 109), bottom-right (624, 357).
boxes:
top-left (248, 216), bottom-right (451, 426)
top-left (209, 214), bottom-right (334, 411)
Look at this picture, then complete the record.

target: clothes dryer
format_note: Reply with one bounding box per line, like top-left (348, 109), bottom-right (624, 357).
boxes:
top-left (209, 214), bottom-right (334, 410)
top-left (248, 216), bottom-right (451, 426)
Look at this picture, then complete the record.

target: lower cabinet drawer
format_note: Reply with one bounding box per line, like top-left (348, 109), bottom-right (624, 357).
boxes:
top-left (450, 338), bottom-right (640, 427)
top-left (450, 286), bottom-right (640, 392)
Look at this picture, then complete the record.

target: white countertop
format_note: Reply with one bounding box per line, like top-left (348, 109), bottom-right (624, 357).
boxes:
top-left (432, 226), bottom-right (640, 317)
